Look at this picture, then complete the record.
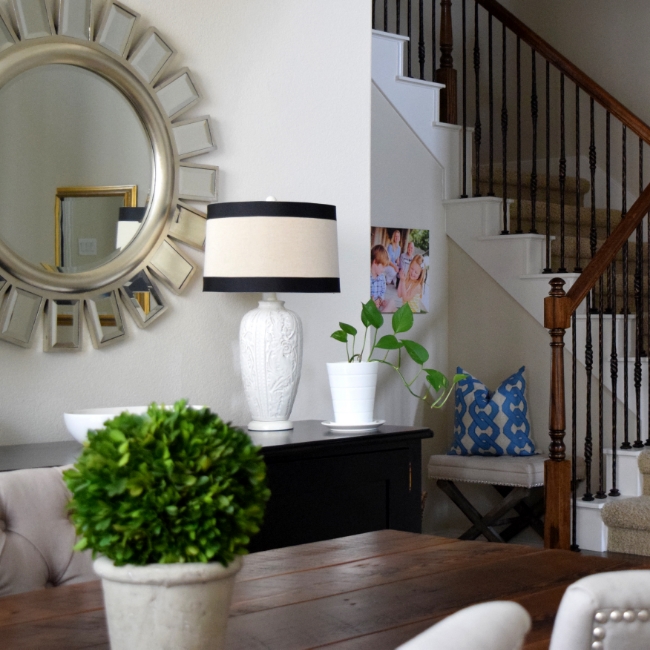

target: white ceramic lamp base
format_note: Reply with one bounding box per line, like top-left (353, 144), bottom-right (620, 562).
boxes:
top-left (240, 293), bottom-right (302, 431)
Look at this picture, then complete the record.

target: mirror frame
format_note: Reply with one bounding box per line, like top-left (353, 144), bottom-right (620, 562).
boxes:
top-left (0, 0), bottom-right (217, 350)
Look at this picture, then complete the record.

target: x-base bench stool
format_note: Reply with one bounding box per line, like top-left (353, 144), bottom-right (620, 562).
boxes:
top-left (428, 454), bottom-right (585, 543)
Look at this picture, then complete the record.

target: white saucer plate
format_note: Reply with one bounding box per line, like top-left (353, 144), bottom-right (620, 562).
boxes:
top-left (321, 420), bottom-right (385, 434)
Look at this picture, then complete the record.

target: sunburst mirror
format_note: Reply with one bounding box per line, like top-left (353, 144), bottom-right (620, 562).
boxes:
top-left (0, 0), bottom-right (217, 351)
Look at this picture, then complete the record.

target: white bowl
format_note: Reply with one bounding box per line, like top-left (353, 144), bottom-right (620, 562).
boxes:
top-left (64, 406), bottom-right (204, 443)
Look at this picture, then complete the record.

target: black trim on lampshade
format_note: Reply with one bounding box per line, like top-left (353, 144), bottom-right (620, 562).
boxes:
top-left (207, 201), bottom-right (336, 220)
top-left (203, 277), bottom-right (341, 293)
top-left (118, 207), bottom-right (147, 222)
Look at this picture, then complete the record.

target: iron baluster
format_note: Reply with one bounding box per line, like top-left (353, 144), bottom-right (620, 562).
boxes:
top-left (461, 0), bottom-right (467, 197)
top-left (571, 311), bottom-right (579, 549)
top-left (501, 23), bottom-right (508, 233)
top-left (488, 11), bottom-right (494, 196)
top-left (596, 271), bottom-right (606, 499)
top-left (530, 48), bottom-right (538, 233)
top-left (634, 137), bottom-right (644, 447)
top-left (473, 1), bottom-right (481, 197)
top-left (575, 87), bottom-right (581, 272)
top-left (583, 293), bottom-right (594, 501)
top-left (544, 60), bottom-right (551, 272)
top-left (418, 0), bottom-right (425, 79)
top-left (397, 0), bottom-right (401, 34)
top-left (558, 73), bottom-right (567, 272)
top-left (384, 0), bottom-right (388, 31)
top-left (408, 0), bottom-right (412, 76)
top-left (622, 124), bottom-right (632, 449)
top-left (516, 36), bottom-right (522, 233)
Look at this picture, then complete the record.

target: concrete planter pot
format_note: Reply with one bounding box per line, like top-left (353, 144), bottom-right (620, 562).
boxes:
top-left (327, 361), bottom-right (379, 424)
top-left (93, 555), bottom-right (242, 650)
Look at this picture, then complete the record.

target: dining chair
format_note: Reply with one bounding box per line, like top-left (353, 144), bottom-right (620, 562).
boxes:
top-left (0, 465), bottom-right (95, 596)
top-left (549, 570), bottom-right (650, 650)
top-left (395, 601), bottom-right (531, 650)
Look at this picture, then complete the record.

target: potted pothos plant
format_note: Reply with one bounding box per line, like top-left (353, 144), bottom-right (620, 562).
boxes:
top-left (63, 400), bottom-right (270, 650)
top-left (329, 300), bottom-right (464, 424)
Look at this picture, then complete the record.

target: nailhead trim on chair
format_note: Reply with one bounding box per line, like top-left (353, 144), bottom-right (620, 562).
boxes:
top-left (591, 609), bottom-right (650, 649)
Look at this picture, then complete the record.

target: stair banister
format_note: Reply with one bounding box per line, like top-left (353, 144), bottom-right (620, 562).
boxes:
top-left (544, 183), bottom-right (650, 549)
top-left (475, 0), bottom-right (650, 146)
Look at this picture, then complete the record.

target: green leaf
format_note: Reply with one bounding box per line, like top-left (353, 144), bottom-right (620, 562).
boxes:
top-left (331, 330), bottom-right (348, 343)
top-left (339, 322), bottom-right (357, 336)
top-left (401, 340), bottom-right (429, 365)
top-left (425, 369), bottom-right (448, 392)
top-left (392, 303), bottom-right (414, 334)
top-left (453, 373), bottom-right (468, 384)
top-left (361, 299), bottom-right (383, 329)
top-left (374, 334), bottom-right (403, 350)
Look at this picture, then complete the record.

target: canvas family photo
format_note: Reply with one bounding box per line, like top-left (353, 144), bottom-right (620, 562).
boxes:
top-left (370, 227), bottom-right (430, 314)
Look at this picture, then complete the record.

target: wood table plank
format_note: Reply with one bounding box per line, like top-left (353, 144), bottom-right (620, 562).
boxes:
top-left (232, 540), bottom-right (543, 615)
top-left (1, 531), bottom-right (648, 650)
top-left (238, 530), bottom-right (459, 582)
top-left (0, 581), bottom-right (103, 629)
top-left (225, 550), bottom-right (633, 650)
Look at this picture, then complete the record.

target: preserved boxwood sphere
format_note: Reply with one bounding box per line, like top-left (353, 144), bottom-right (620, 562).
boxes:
top-left (64, 400), bottom-right (270, 566)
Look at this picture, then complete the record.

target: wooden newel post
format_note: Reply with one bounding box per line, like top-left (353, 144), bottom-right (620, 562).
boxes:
top-left (543, 278), bottom-right (573, 550)
top-left (436, 0), bottom-right (457, 124)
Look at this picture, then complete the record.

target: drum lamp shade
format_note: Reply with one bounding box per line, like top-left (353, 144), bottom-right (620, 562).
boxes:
top-left (203, 201), bottom-right (340, 293)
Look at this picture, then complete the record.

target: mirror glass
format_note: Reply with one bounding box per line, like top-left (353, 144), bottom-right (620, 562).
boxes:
top-left (0, 63), bottom-right (153, 273)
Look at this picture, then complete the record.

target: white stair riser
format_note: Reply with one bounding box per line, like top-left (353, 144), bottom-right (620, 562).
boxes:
top-left (372, 31), bottom-right (469, 199)
top-left (605, 448), bottom-right (644, 497)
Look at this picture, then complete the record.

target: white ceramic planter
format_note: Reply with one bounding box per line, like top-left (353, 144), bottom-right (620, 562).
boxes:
top-left (93, 555), bottom-right (242, 650)
top-left (326, 361), bottom-right (379, 424)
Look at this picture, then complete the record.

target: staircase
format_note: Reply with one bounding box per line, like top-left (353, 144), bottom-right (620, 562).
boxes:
top-left (372, 0), bottom-right (650, 554)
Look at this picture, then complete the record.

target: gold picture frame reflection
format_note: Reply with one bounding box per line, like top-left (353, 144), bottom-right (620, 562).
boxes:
top-left (54, 185), bottom-right (138, 267)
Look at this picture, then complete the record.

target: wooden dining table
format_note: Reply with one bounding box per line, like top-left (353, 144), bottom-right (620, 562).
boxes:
top-left (1, 529), bottom-right (649, 649)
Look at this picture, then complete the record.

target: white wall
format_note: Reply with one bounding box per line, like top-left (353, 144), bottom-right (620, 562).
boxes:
top-left (371, 83), bottom-right (453, 532)
top-left (0, 0), bottom-right (371, 444)
top-left (499, 0), bottom-right (650, 128)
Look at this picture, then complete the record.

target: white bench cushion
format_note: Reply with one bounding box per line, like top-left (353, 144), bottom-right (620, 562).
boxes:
top-left (429, 454), bottom-right (585, 489)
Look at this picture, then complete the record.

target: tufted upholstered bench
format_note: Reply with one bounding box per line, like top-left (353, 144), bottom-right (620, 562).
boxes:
top-left (429, 454), bottom-right (585, 543)
top-left (0, 466), bottom-right (95, 596)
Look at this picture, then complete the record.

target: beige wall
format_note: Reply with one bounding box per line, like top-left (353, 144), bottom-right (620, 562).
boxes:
top-left (0, 0), bottom-right (372, 444)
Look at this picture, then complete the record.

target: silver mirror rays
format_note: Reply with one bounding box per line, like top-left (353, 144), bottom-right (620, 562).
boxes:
top-left (0, 0), bottom-right (218, 351)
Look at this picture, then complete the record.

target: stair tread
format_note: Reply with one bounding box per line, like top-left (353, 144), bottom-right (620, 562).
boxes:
top-left (476, 166), bottom-right (590, 193)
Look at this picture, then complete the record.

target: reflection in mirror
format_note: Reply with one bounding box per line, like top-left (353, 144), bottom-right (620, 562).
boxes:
top-left (54, 186), bottom-right (141, 270)
top-left (120, 270), bottom-right (166, 327)
top-left (0, 64), bottom-right (152, 273)
top-left (85, 290), bottom-right (125, 348)
top-left (0, 286), bottom-right (42, 347)
top-left (44, 299), bottom-right (81, 351)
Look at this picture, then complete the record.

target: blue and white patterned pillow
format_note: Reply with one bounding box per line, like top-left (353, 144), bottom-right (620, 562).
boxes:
top-left (448, 366), bottom-right (535, 456)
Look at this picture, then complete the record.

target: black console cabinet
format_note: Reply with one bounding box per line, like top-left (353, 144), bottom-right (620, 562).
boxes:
top-left (0, 421), bottom-right (433, 553)
top-left (248, 420), bottom-right (433, 552)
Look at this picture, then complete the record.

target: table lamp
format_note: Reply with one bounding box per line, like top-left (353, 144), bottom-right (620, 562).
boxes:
top-left (203, 198), bottom-right (340, 431)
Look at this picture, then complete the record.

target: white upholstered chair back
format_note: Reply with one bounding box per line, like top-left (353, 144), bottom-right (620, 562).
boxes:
top-left (549, 570), bottom-right (650, 650)
top-left (395, 601), bottom-right (532, 650)
top-left (0, 466), bottom-right (95, 596)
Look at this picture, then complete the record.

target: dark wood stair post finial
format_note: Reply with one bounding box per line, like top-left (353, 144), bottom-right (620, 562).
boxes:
top-left (436, 0), bottom-right (457, 124)
top-left (544, 277), bottom-right (572, 550)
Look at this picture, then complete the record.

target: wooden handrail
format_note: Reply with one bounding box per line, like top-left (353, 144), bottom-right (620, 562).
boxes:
top-left (565, 183), bottom-right (650, 312)
top-left (476, 0), bottom-right (650, 145)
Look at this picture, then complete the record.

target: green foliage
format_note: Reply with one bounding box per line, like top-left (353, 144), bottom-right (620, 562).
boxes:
top-left (409, 229), bottom-right (429, 255)
top-left (63, 400), bottom-right (270, 567)
top-left (330, 301), bottom-right (465, 409)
